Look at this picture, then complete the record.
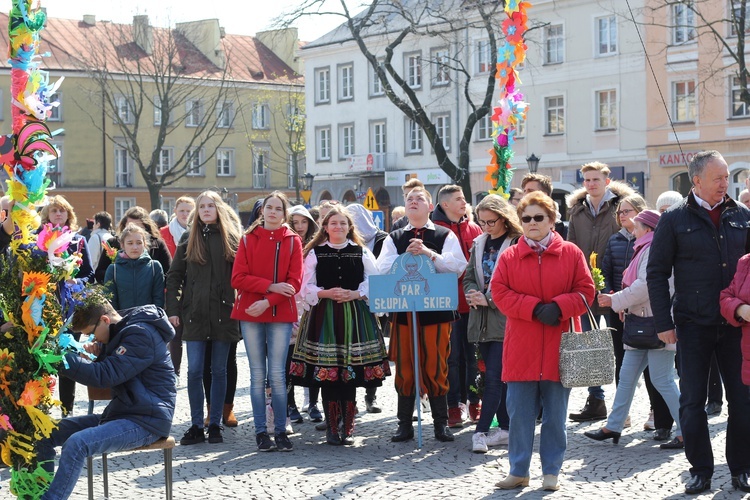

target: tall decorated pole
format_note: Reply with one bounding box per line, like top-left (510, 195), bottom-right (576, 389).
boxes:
top-left (485, 0), bottom-right (530, 197)
top-left (0, 1), bottom-right (82, 497)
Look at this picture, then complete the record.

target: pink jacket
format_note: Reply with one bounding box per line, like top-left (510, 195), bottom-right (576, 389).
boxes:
top-left (719, 254), bottom-right (750, 386)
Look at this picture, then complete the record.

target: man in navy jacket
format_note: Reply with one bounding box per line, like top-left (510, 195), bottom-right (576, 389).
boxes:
top-left (39, 302), bottom-right (176, 500)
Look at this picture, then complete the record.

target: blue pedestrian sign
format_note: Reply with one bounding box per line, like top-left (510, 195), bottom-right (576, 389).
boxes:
top-left (371, 210), bottom-right (384, 230)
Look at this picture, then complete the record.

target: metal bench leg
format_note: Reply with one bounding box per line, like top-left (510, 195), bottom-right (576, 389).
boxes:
top-left (103, 453), bottom-right (108, 499)
top-left (164, 447), bottom-right (173, 500)
top-left (87, 455), bottom-right (94, 500)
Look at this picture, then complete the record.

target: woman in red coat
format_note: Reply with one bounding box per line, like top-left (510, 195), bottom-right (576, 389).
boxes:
top-left (491, 192), bottom-right (595, 492)
top-left (719, 254), bottom-right (750, 387)
top-left (231, 191), bottom-right (304, 452)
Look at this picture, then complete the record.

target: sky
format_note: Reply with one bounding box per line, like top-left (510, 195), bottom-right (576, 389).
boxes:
top-left (42, 0), bottom-right (347, 42)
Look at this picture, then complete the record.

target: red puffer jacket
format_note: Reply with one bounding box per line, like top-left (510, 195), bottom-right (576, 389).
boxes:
top-left (719, 254), bottom-right (750, 386)
top-left (491, 232), bottom-right (596, 382)
top-left (231, 225), bottom-right (303, 323)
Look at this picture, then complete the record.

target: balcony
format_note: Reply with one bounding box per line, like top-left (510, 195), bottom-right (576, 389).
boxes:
top-left (347, 153), bottom-right (396, 173)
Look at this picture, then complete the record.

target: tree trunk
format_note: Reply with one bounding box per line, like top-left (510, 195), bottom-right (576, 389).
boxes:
top-left (148, 182), bottom-right (162, 211)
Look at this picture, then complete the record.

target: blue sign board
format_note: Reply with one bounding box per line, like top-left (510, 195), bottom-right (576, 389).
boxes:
top-left (369, 254), bottom-right (458, 314)
top-left (371, 210), bottom-right (384, 231)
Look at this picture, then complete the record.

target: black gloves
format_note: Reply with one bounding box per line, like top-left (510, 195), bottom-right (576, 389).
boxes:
top-left (533, 302), bottom-right (561, 326)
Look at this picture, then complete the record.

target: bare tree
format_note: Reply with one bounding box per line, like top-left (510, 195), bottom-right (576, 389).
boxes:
top-left (283, 0), bottom-right (506, 200)
top-left (75, 20), bottom-right (238, 209)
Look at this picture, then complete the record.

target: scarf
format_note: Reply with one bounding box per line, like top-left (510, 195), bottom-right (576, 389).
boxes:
top-left (523, 231), bottom-right (553, 255)
top-left (168, 216), bottom-right (187, 245)
top-left (621, 231), bottom-right (654, 289)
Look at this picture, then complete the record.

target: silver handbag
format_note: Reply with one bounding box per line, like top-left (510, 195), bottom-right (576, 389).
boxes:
top-left (558, 293), bottom-right (615, 389)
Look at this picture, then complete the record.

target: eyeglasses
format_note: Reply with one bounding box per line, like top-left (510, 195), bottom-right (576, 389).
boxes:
top-left (616, 209), bottom-right (635, 216)
top-left (477, 217), bottom-right (501, 227)
top-left (521, 214), bottom-right (547, 223)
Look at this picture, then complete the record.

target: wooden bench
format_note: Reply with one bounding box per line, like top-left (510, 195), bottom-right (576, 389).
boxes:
top-left (86, 386), bottom-right (175, 500)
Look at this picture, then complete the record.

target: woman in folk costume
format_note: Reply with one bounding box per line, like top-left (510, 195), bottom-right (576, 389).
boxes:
top-left (290, 206), bottom-right (390, 445)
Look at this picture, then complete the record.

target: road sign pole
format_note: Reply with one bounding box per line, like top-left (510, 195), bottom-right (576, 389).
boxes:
top-left (412, 310), bottom-right (422, 449)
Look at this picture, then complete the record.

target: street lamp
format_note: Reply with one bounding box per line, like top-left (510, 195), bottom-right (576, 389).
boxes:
top-left (526, 153), bottom-right (540, 173)
top-left (299, 172), bottom-right (315, 206)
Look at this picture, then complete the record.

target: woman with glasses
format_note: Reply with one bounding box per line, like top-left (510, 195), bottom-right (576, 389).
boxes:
top-left (464, 195), bottom-right (523, 453)
top-left (491, 192), bottom-right (595, 492)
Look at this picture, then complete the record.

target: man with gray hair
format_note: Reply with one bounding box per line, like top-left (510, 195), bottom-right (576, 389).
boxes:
top-left (647, 150), bottom-right (750, 494)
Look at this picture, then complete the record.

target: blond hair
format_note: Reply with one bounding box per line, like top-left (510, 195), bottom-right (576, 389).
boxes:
top-left (40, 195), bottom-right (78, 231)
top-left (185, 191), bottom-right (242, 264)
top-left (475, 194), bottom-right (523, 239)
top-left (118, 222), bottom-right (150, 247)
top-left (580, 161), bottom-right (611, 178)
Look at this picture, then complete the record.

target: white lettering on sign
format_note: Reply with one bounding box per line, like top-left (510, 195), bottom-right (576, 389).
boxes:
top-left (423, 297), bottom-right (452, 309)
top-left (399, 283), bottom-right (422, 295)
top-left (374, 297), bottom-right (408, 309)
top-left (658, 151), bottom-right (700, 167)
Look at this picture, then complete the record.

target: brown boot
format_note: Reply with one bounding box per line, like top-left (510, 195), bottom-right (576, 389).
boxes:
top-left (204, 404), bottom-right (210, 427)
top-left (223, 404), bottom-right (238, 427)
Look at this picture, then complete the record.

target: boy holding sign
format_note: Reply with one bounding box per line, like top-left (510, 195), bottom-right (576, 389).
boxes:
top-left (376, 187), bottom-right (468, 442)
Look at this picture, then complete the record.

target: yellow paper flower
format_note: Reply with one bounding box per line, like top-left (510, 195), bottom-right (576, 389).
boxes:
top-left (24, 405), bottom-right (57, 440)
top-left (18, 379), bottom-right (47, 407)
top-left (22, 271), bottom-right (50, 298)
top-left (589, 252), bottom-right (598, 269)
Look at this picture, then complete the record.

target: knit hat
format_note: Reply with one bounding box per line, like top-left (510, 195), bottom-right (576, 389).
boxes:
top-left (655, 191), bottom-right (683, 211)
top-left (634, 209), bottom-right (660, 230)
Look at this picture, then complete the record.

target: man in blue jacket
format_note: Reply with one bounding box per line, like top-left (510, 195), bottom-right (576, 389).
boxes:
top-left (647, 150), bottom-right (750, 495)
top-left (39, 302), bottom-right (176, 500)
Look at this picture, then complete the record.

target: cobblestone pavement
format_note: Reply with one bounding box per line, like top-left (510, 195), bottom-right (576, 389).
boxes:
top-left (1, 341), bottom-right (743, 500)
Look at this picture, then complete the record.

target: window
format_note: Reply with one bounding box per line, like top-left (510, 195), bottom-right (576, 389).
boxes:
top-left (516, 117), bottom-right (526, 138)
top-left (545, 24), bottom-right (564, 64)
top-left (287, 154), bottom-right (296, 189)
top-left (186, 147), bottom-right (204, 176)
top-left (286, 104), bottom-right (302, 131)
top-left (370, 58), bottom-right (385, 97)
top-left (545, 96), bottom-right (565, 135)
top-left (315, 67), bottom-right (330, 104)
top-left (186, 99), bottom-right (202, 127)
top-left (339, 124), bottom-right (355, 158)
top-left (672, 2), bottom-right (696, 44)
top-left (317, 127), bottom-right (331, 161)
top-left (217, 101), bottom-right (234, 128)
top-left (49, 92), bottom-right (62, 121)
top-left (434, 113), bottom-right (450, 151)
top-left (153, 95), bottom-right (162, 125)
top-left (157, 147), bottom-right (173, 175)
top-left (216, 148), bottom-right (234, 176)
top-left (673, 81), bottom-right (696, 122)
top-left (252, 149), bottom-right (268, 188)
top-left (48, 142), bottom-right (62, 186)
top-left (161, 197), bottom-right (176, 215)
top-left (406, 119), bottom-right (422, 154)
top-left (596, 89), bottom-right (618, 130)
top-left (476, 114), bottom-right (492, 141)
top-left (730, 3), bottom-right (750, 37)
top-left (252, 103), bottom-right (270, 129)
top-left (114, 198), bottom-right (136, 222)
top-left (114, 145), bottom-right (133, 187)
top-left (597, 16), bottom-right (617, 55)
top-left (115, 95), bottom-right (133, 124)
top-left (405, 53), bottom-right (422, 89)
top-left (338, 63), bottom-right (354, 101)
top-left (477, 40), bottom-right (492, 74)
top-left (371, 121), bottom-right (386, 154)
top-left (731, 76), bottom-right (750, 117)
top-left (432, 48), bottom-right (450, 86)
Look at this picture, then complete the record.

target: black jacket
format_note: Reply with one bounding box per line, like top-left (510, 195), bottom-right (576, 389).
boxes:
top-left (647, 192), bottom-right (750, 331)
top-left (602, 228), bottom-right (636, 293)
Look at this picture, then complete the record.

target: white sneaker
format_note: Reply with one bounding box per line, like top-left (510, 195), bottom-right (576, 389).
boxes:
top-left (421, 394), bottom-right (430, 413)
top-left (644, 410), bottom-right (655, 430)
top-left (486, 428), bottom-right (509, 446)
top-left (302, 388), bottom-right (310, 413)
top-left (472, 432), bottom-right (488, 453)
top-left (285, 417), bottom-right (294, 435)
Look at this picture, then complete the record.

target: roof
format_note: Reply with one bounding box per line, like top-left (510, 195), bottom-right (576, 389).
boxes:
top-left (0, 13), bottom-right (302, 85)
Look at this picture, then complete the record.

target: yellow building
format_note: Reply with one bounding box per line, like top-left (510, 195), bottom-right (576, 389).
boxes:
top-left (0, 14), bottom-right (304, 221)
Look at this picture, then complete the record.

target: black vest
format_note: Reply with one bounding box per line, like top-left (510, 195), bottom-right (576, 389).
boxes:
top-left (314, 243), bottom-right (364, 291)
top-left (389, 225), bottom-right (458, 326)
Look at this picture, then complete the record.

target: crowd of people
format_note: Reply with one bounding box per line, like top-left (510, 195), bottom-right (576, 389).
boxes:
top-left (15, 149), bottom-right (750, 498)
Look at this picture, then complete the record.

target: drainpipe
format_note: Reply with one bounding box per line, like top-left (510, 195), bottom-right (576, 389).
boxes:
top-left (102, 86), bottom-right (107, 211)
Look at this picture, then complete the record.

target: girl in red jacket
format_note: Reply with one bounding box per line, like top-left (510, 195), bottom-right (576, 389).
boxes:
top-left (491, 192), bottom-right (595, 492)
top-left (231, 191), bottom-right (303, 452)
top-left (719, 255), bottom-right (750, 387)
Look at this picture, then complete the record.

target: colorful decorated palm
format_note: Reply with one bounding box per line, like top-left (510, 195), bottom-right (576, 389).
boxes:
top-left (0, 1), bottom-right (81, 497)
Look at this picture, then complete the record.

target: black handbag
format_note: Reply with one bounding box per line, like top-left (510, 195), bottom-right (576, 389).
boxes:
top-left (622, 313), bottom-right (664, 349)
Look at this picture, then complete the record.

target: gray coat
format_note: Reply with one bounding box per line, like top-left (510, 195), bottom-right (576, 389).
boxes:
top-left (463, 233), bottom-right (516, 343)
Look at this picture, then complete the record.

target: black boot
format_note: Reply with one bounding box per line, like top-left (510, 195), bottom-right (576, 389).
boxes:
top-left (324, 401), bottom-right (342, 445)
top-left (341, 400), bottom-right (356, 445)
top-left (391, 395), bottom-right (415, 442)
top-left (569, 396), bottom-right (607, 422)
top-left (365, 387), bottom-right (382, 413)
top-left (429, 396), bottom-right (454, 442)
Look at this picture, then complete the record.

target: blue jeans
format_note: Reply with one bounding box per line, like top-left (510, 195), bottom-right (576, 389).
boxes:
top-left (476, 341), bottom-right (509, 433)
top-left (241, 321), bottom-right (292, 435)
top-left (506, 381), bottom-right (571, 477)
top-left (606, 349), bottom-right (681, 436)
top-left (581, 314), bottom-right (606, 400)
top-left (38, 414), bottom-right (158, 500)
top-left (186, 340), bottom-right (232, 427)
top-left (447, 313), bottom-right (479, 406)
top-left (676, 323), bottom-right (750, 477)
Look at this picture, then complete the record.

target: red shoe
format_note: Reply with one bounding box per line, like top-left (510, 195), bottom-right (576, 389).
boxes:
top-left (469, 403), bottom-right (481, 423)
top-left (448, 406), bottom-right (464, 428)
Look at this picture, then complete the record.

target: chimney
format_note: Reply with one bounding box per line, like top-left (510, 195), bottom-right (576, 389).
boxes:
top-left (175, 19), bottom-right (225, 70)
top-left (256, 28), bottom-right (300, 74)
top-left (83, 14), bottom-right (96, 26)
top-left (133, 15), bottom-right (153, 55)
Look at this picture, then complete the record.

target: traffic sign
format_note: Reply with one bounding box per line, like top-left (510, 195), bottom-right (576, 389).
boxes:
top-left (364, 187), bottom-right (379, 210)
top-left (371, 210), bottom-right (384, 230)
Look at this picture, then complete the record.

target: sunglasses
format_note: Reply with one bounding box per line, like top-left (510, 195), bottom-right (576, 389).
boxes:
top-left (521, 214), bottom-right (547, 223)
